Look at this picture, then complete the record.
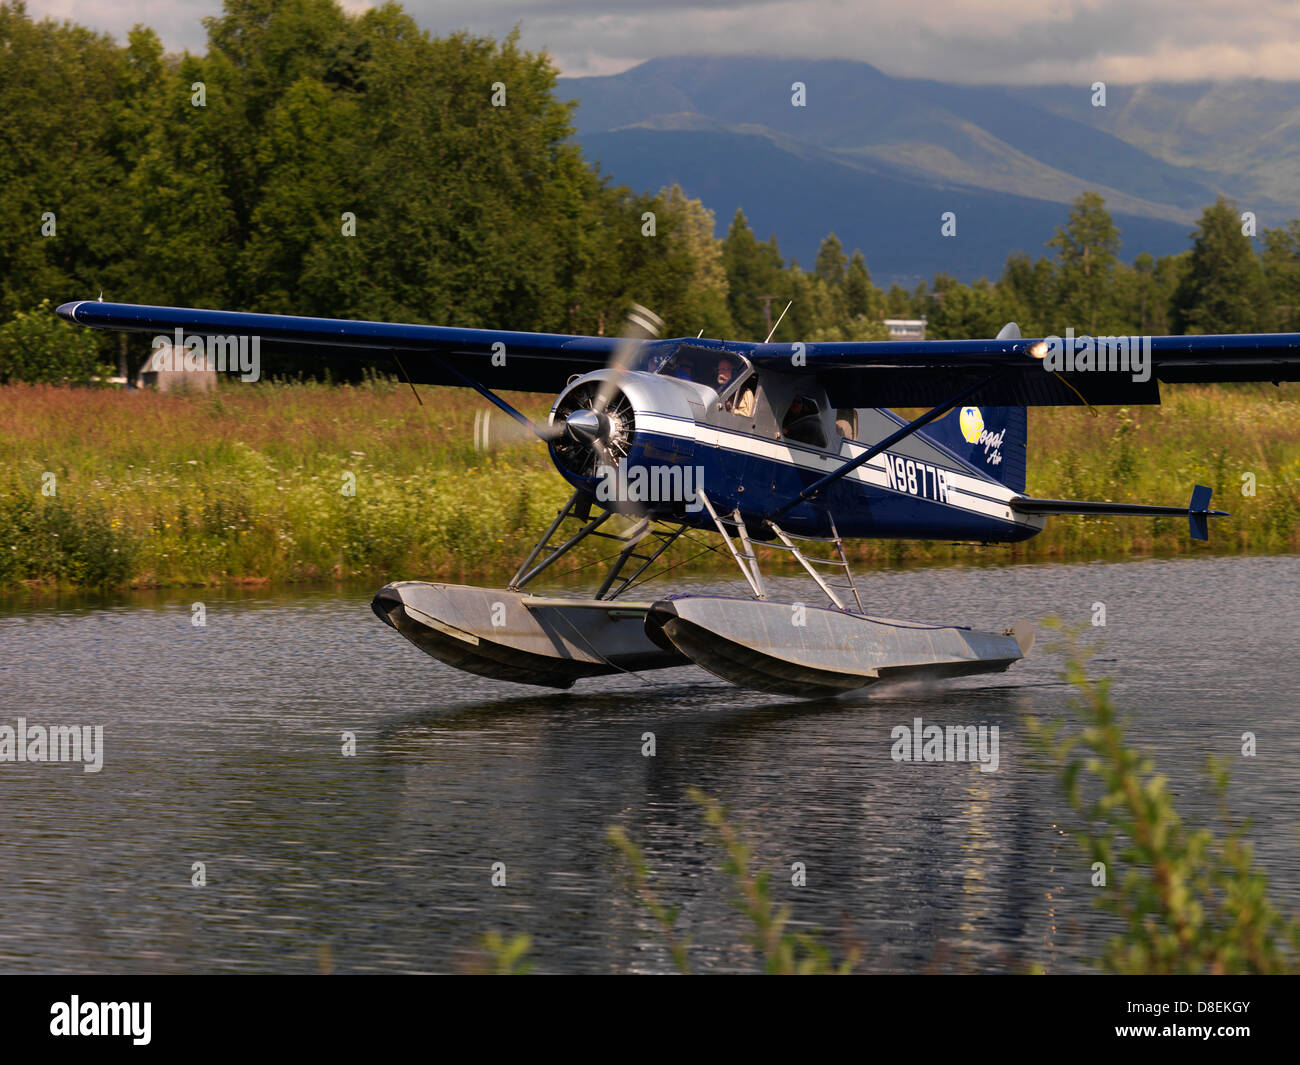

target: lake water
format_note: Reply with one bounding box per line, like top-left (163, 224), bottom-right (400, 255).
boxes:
top-left (1, 553), bottom-right (1296, 973)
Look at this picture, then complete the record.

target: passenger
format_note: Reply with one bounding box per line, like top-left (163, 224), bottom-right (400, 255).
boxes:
top-left (729, 383), bottom-right (756, 418)
top-left (717, 356), bottom-right (756, 417)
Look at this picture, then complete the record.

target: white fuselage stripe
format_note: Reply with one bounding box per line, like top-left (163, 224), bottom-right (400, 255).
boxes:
top-left (634, 411), bottom-right (1043, 529)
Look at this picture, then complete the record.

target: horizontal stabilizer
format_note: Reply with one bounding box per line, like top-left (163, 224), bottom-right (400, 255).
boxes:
top-left (1010, 485), bottom-right (1227, 541)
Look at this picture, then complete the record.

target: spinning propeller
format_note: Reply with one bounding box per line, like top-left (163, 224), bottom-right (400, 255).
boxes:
top-left (470, 303), bottom-right (664, 477)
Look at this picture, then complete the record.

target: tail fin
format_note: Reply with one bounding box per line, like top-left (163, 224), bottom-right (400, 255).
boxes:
top-left (925, 404), bottom-right (1027, 493)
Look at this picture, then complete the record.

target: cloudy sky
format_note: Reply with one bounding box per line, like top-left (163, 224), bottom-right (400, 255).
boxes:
top-left (26, 0), bottom-right (1300, 81)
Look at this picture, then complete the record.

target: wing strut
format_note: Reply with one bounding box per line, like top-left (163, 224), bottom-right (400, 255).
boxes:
top-left (426, 354), bottom-right (555, 441)
top-left (768, 371), bottom-right (1004, 520)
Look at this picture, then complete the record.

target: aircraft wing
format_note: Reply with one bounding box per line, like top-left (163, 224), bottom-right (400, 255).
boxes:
top-left (743, 333), bottom-right (1300, 407)
top-left (57, 301), bottom-right (621, 393)
top-left (58, 302), bottom-right (1300, 405)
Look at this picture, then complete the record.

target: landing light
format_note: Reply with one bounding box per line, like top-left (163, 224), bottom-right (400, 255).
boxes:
top-left (1029, 341), bottom-right (1048, 360)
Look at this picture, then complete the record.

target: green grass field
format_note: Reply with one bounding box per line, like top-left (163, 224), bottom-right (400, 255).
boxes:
top-left (1, 379), bottom-right (1296, 590)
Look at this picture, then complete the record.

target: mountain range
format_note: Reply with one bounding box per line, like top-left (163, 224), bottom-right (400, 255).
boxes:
top-left (559, 57), bottom-right (1300, 286)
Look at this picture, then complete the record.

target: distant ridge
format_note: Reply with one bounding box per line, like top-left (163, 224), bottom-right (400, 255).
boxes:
top-left (561, 57), bottom-right (1299, 284)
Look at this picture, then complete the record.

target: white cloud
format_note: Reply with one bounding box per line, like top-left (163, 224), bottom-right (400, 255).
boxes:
top-left (22, 0), bottom-right (1300, 82)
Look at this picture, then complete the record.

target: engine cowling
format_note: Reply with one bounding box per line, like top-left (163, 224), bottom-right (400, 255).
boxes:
top-left (547, 370), bottom-right (702, 516)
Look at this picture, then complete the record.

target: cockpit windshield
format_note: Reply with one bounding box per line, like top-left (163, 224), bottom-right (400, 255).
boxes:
top-left (653, 348), bottom-right (751, 396)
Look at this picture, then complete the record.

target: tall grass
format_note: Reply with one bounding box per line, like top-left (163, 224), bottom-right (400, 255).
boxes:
top-left (0, 379), bottom-right (1296, 589)
top-left (885, 382), bottom-right (1300, 564)
top-left (0, 377), bottom-right (565, 588)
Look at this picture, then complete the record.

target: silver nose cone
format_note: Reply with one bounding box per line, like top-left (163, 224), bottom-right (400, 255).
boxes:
top-left (565, 408), bottom-right (607, 443)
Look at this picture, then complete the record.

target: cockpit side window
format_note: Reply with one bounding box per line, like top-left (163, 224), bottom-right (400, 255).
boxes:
top-left (782, 395), bottom-right (827, 448)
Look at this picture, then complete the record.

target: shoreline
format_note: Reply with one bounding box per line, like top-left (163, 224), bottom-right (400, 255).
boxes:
top-left (1, 545), bottom-right (1293, 603)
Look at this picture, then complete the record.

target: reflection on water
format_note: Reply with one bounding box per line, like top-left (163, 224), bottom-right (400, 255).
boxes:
top-left (0, 555), bottom-right (1297, 973)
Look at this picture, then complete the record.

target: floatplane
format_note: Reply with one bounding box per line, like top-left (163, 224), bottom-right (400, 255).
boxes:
top-left (58, 300), bottom-right (1299, 696)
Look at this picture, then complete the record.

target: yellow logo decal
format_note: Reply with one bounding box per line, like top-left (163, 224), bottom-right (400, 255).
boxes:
top-left (959, 406), bottom-right (984, 444)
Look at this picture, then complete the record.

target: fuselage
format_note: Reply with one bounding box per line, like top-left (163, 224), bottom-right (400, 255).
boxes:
top-left (547, 356), bottom-right (1045, 543)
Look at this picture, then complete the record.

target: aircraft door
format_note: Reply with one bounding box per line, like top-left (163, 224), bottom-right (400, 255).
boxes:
top-left (715, 370), bottom-right (760, 493)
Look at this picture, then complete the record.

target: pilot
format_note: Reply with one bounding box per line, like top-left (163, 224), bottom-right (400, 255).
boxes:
top-left (716, 356), bottom-right (737, 391)
top-left (718, 356), bottom-right (756, 417)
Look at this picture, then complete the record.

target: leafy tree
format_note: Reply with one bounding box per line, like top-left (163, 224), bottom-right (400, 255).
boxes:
top-left (1120, 254), bottom-right (1157, 336)
top-left (0, 299), bottom-right (109, 383)
top-left (1111, 252), bottom-right (1184, 337)
top-left (910, 280), bottom-right (931, 317)
top-left (772, 264), bottom-right (817, 342)
top-left (1172, 198), bottom-right (1271, 334)
top-left (586, 185), bottom-right (728, 339)
top-left (0, 3), bottom-right (133, 316)
top-left (882, 282), bottom-right (915, 318)
top-left (929, 271), bottom-right (960, 297)
top-left (722, 209), bottom-right (786, 340)
top-left (1261, 221), bottom-right (1300, 332)
top-left (813, 233), bottom-right (847, 286)
top-left (1047, 191), bottom-right (1121, 335)
top-left (925, 278), bottom-right (1014, 341)
top-left (999, 251), bottom-right (1056, 336)
top-left (780, 268), bottom-right (834, 342)
top-left (618, 184), bottom-right (733, 338)
top-left (843, 251), bottom-right (884, 321)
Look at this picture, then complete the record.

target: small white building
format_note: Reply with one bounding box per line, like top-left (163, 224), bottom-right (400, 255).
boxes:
top-left (884, 318), bottom-right (927, 341)
top-left (135, 344), bottom-right (217, 392)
